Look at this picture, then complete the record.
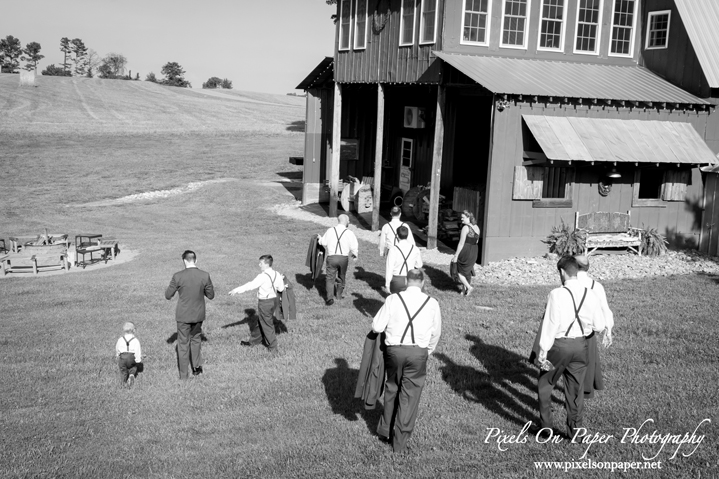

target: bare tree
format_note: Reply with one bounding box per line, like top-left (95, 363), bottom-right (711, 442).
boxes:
top-left (85, 49), bottom-right (101, 77)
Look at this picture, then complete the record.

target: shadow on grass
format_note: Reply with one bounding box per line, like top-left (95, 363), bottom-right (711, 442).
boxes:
top-left (423, 264), bottom-right (459, 293)
top-left (222, 308), bottom-right (288, 335)
top-left (354, 265), bottom-right (385, 295)
top-left (351, 292), bottom-right (384, 318)
top-left (222, 308), bottom-right (256, 329)
top-left (166, 332), bottom-right (208, 344)
top-left (435, 334), bottom-right (555, 428)
top-left (322, 358), bottom-right (382, 435)
top-left (696, 272), bottom-right (719, 285)
top-left (286, 120), bottom-right (305, 132)
top-left (276, 171), bottom-right (303, 180)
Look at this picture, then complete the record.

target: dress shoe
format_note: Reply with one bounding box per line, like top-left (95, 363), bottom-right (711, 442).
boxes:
top-left (240, 341), bottom-right (254, 347)
top-left (192, 366), bottom-right (203, 376)
top-left (325, 299), bottom-right (335, 306)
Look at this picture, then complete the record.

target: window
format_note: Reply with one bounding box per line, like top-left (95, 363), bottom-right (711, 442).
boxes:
top-left (420, 0), bottom-right (438, 44)
top-left (501, 0), bottom-right (531, 49)
top-left (401, 138), bottom-right (414, 168)
top-left (609, 0), bottom-right (636, 56)
top-left (354, 0), bottom-right (368, 49)
top-left (632, 168), bottom-right (690, 206)
top-left (400, 0), bottom-right (417, 46)
top-left (512, 166), bottom-right (574, 207)
top-left (462, 0), bottom-right (491, 45)
top-left (574, 0), bottom-right (602, 54)
top-left (339, 0), bottom-right (352, 51)
top-left (646, 10), bottom-right (671, 50)
top-left (538, 0), bottom-right (565, 51)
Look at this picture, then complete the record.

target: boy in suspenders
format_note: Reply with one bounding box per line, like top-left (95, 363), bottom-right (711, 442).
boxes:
top-left (372, 269), bottom-right (442, 453)
top-left (379, 206), bottom-right (415, 257)
top-left (318, 214), bottom-right (359, 306)
top-left (384, 226), bottom-right (422, 294)
top-left (115, 322), bottom-right (142, 387)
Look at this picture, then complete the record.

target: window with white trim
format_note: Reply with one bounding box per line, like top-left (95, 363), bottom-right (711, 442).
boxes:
top-left (400, 0), bottom-right (417, 46)
top-left (420, 0), bottom-right (438, 44)
top-left (401, 138), bottom-right (414, 168)
top-left (646, 10), bottom-right (670, 49)
top-left (538, 0), bottom-right (565, 51)
top-left (354, 0), bottom-right (368, 49)
top-left (610, 0), bottom-right (636, 56)
top-left (462, 0), bottom-right (491, 45)
top-left (501, 0), bottom-right (530, 48)
top-left (339, 0), bottom-right (352, 51)
top-left (575, 0), bottom-right (602, 54)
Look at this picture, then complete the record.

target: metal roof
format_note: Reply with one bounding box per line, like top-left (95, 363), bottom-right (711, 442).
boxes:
top-left (434, 52), bottom-right (709, 105)
top-left (675, 0), bottom-right (719, 88)
top-left (523, 115), bottom-right (718, 165)
top-left (296, 57), bottom-right (334, 90)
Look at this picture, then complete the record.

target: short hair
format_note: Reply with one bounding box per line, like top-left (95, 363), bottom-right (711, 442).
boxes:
top-left (182, 250), bottom-right (196, 263)
top-left (338, 214), bottom-right (350, 226)
top-left (122, 322), bottom-right (136, 333)
top-left (462, 210), bottom-right (477, 225)
top-left (390, 206), bottom-right (402, 217)
top-left (406, 269), bottom-right (424, 283)
top-left (397, 225), bottom-right (409, 240)
top-left (259, 254), bottom-right (273, 267)
top-left (574, 255), bottom-right (590, 272)
top-left (557, 255), bottom-right (580, 277)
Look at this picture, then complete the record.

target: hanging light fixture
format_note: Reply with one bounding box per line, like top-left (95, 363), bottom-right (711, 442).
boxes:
top-left (606, 167), bottom-right (621, 179)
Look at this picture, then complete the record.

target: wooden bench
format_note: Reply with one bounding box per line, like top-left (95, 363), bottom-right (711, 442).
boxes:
top-left (8, 234), bottom-right (69, 253)
top-left (575, 211), bottom-right (642, 256)
top-left (1, 244), bottom-right (68, 275)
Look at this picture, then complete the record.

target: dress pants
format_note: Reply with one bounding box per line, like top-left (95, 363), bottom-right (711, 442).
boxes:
top-left (118, 352), bottom-right (137, 383)
top-left (538, 337), bottom-right (588, 437)
top-left (377, 345), bottom-right (428, 453)
top-left (177, 321), bottom-right (203, 380)
top-left (249, 298), bottom-right (278, 351)
top-left (325, 255), bottom-right (349, 301)
top-left (389, 275), bottom-right (408, 294)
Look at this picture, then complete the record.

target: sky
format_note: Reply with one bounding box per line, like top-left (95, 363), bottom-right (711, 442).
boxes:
top-left (1, 0), bottom-right (337, 93)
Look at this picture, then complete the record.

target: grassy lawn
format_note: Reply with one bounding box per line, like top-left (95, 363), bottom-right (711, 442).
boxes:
top-left (1, 77), bottom-right (717, 478)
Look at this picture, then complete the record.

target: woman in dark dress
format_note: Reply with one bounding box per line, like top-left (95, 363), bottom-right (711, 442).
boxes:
top-left (452, 210), bottom-right (480, 296)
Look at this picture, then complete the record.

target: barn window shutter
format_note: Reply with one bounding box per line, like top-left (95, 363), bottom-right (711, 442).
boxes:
top-left (662, 169), bottom-right (690, 201)
top-left (513, 166), bottom-right (543, 200)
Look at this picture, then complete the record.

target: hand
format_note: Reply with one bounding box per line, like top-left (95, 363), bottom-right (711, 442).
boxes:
top-left (602, 330), bottom-right (613, 348)
top-left (383, 286), bottom-right (390, 294)
top-left (452, 256), bottom-right (458, 262)
top-left (229, 289), bottom-right (238, 296)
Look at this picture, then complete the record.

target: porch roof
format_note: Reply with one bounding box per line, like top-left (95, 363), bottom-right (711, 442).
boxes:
top-left (296, 57), bottom-right (334, 90)
top-left (523, 115), bottom-right (718, 165)
top-left (675, 0), bottom-right (719, 88)
top-left (434, 52), bottom-right (709, 105)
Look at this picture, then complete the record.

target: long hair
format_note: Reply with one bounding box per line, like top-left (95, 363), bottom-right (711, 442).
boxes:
top-left (462, 210), bottom-right (477, 226)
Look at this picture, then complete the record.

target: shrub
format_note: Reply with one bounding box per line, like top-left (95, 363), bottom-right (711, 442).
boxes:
top-left (542, 220), bottom-right (587, 256)
top-left (639, 226), bottom-right (668, 257)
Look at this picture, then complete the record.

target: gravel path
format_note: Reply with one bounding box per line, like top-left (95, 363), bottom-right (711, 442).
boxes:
top-left (274, 202), bottom-right (719, 285)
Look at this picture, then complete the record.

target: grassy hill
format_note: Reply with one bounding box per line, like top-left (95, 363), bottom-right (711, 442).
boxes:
top-left (0, 73), bottom-right (304, 135)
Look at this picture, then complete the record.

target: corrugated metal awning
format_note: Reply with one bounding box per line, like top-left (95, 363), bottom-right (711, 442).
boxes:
top-left (675, 0), bottom-right (719, 88)
top-left (296, 57), bottom-right (334, 90)
top-left (434, 52), bottom-right (709, 105)
top-left (523, 115), bottom-right (718, 165)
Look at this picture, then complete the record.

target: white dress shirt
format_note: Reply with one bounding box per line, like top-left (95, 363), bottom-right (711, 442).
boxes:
top-left (379, 219), bottom-right (415, 255)
top-left (319, 224), bottom-right (359, 258)
top-left (385, 241), bottom-right (423, 288)
top-left (115, 334), bottom-right (142, 362)
top-left (231, 268), bottom-right (285, 299)
top-left (537, 278), bottom-right (606, 361)
top-left (576, 271), bottom-right (614, 332)
top-left (372, 286), bottom-right (442, 354)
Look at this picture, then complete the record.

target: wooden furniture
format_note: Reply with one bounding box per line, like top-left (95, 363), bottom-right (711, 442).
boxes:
top-left (75, 234), bottom-right (104, 269)
top-left (575, 211), bottom-right (642, 256)
top-left (0, 238), bottom-right (6, 254)
top-left (1, 244), bottom-right (68, 275)
top-left (97, 238), bottom-right (119, 261)
top-left (8, 234), bottom-right (69, 253)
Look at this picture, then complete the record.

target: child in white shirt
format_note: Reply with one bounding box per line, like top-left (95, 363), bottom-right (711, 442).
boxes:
top-left (115, 322), bottom-right (142, 387)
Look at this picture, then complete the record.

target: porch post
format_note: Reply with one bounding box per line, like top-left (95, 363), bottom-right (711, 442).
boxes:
top-left (372, 83), bottom-right (385, 231)
top-left (329, 82), bottom-right (342, 218)
top-left (427, 84), bottom-right (446, 250)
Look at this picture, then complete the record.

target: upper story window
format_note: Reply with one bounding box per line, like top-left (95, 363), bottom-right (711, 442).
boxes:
top-left (574, 0), bottom-right (602, 54)
top-left (400, 0), bottom-right (417, 46)
top-left (646, 10), bottom-right (671, 50)
top-left (538, 0), bottom-right (566, 51)
top-left (501, 0), bottom-right (531, 49)
top-left (339, 0), bottom-right (352, 51)
top-left (420, 0), bottom-right (439, 44)
top-left (609, 0), bottom-right (636, 56)
top-left (461, 0), bottom-right (491, 46)
top-left (354, 0), bottom-right (368, 49)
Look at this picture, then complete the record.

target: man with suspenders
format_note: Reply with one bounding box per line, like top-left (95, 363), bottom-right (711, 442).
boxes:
top-left (575, 255), bottom-right (614, 399)
top-left (318, 214), bottom-right (359, 306)
top-left (378, 206), bottom-right (415, 257)
top-left (372, 269), bottom-right (442, 453)
top-left (384, 226), bottom-right (422, 294)
top-left (535, 256), bottom-right (606, 440)
top-left (229, 255), bottom-right (285, 353)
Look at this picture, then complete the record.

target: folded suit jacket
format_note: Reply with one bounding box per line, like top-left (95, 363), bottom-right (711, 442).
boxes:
top-left (354, 330), bottom-right (385, 410)
top-left (305, 236), bottom-right (325, 281)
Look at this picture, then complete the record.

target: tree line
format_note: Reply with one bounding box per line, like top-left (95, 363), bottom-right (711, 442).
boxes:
top-left (1, 34), bottom-right (231, 89)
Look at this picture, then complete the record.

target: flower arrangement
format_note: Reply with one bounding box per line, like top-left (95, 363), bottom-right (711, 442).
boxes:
top-left (542, 220), bottom-right (587, 256)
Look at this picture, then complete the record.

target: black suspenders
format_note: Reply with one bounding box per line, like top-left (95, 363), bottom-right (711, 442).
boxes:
top-left (388, 223), bottom-right (406, 246)
top-left (124, 336), bottom-right (134, 351)
top-left (395, 245), bottom-right (414, 275)
top-left (264, 272), bottom-right (278, 299)
top-left (397, 293), bottom-right (432, 345)
top-left (563, 287), bottom-right (588, 337)
top-left (591, 279), bottom-right (595, 289)
top-left (333, 227), bottom-right (347, 255)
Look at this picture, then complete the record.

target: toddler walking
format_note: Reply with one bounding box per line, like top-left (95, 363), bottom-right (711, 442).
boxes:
top-left (115, 322), bottom-right (142, 387)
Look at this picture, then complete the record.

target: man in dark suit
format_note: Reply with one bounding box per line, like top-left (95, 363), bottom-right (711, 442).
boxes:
top-left (165, 250), bottom-right (215, 379)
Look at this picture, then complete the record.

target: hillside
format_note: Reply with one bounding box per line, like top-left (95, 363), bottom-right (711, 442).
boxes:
top-left (0, 73), bottom-right (305, 135)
